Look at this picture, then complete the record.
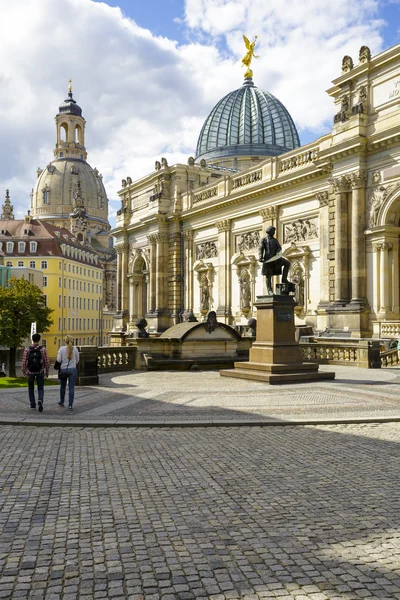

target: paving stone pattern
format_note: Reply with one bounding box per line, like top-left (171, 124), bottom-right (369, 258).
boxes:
top-left (1, 366), bottom-right (400, 425)
top-left (1, 423), bottom-right (400, 599)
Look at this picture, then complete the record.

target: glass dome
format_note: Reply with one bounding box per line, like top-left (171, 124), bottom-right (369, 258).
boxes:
top-left (195, 78), bottom-right (300, 162)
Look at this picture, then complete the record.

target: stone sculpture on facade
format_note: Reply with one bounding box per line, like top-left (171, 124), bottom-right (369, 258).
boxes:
top-left (239, 268), bottom-right (251, 310)
top-left (342, 55), bottom-right (354, 73)
top-left (369, 186), bottom-right (387, 227)
top-left (284, 218), bottom-right (318, 243)
top-left (237, 231), bottom-right (260, 252)
top-left (200, 274), bottom-right (210, 311)
top-left (196, 241), bottom-right (218, 260)
top-left (259, 226), bottom-right (291, 295)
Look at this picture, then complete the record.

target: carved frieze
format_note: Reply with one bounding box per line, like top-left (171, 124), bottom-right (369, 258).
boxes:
top-left (196, 241), bottom-right (218, 260)
top-left (193, 186), bottom-right (218, 204)
top-left (283, 218), bottom-right (318, 243)
top-left (232, 170), bottom-right (262, 190)
top-left (236, 231), bottom-right (261, 253)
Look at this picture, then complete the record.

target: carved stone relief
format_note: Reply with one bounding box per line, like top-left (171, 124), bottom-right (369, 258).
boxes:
top-left (283, 218), bottom-right (318, 243)
top-left (200, 273), bottom-right (210, 312)
top-left (368, 186), bottom-right (388, 227)
top-left (239, 268), bottom-right (251, 311)
top-left (196, 241), bottom-right (218, 260)
top-left (236, 231), bottom-right (260, 252)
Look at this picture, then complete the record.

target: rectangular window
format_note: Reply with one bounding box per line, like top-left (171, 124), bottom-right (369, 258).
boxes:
top-left (83, 282), bottom-right (86, 292)
top-left (92, 299), bottom-right (94, 310)
top-left (30, 242), bottom-right (37, 253)
top-left (72, 318), bottom-right (75, 330)
top-left (6, 242), bottom-right (13, 253)
top-left (58, 318), bottom-right (61, 330)
top-left (68, 297), bottom-right (71, 308)
top-left (59, 277), bottom-right (62, 288)
top-left (68, 318), bottom-right (70, 330)
top-left (64, 278), bottom-right (66, 288)
top-left (84, 298), bottom-right (86, 309)
top-left (96, 285), bottom-right (98, 293)
top-left (80, 298), bottom-right (82, 309)
top-left (84, 268), bottom-right (86, 276)
top-left (43, 276), bottom-right (47, 287)
top-left (30, 260), bottom-right (36, 269)
top-left (72, 297), bottom-right (75, 309)
top-left (41, 260), bottom-right (48, 269)
top-left (68, 280), bottom-right (71, 289)
top-left (83, 318), bottom-right (86, 328)
top-left (68, 264), bottom-right (71, 272)
top-left (18, 242), bottom-right (25, 253)
top-left (96, 299), bottom-right (98, 310)
top-left (43, 295), bottom-right (47, 306)
top-left (58, 295), bottom-right (61, 308)
top-left (59, 261), bottom-right (62, 270)
top-left (100, 285), bottom-right (102, 294)
top-left (80, 318), bottom-right (82, 329)
top-left (72, 280), bottom-right (75, 290)
top-left (92, 284), bottom-right (94, 293)
top-left (80, 281), bottom-right (82, 291)
top-left (92, 319), bottom-right (94, 329)
top-left (64, 296), bottom-right (66, 308)
top-left (63, 318), bottom-right (66, 330)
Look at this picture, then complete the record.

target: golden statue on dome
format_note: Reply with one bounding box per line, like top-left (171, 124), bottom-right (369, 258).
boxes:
top-left (241, 35), bottom-right (259, 79)
top-left (68, 78), bottom-right (72, 92)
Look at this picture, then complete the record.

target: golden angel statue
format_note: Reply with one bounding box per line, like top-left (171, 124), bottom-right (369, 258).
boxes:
top-left (241, 35), bottom-right (259, 78)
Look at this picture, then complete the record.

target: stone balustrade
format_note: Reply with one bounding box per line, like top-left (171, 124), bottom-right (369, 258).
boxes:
top-left (231, 169), bottom-right (262, 191)
top-left (76, 345), bottom-right (137, 385)
top-left (380, 348), bottom-right (399, 367)
top-left (379, 322), bottom-right (400, 338)
top-left (300, 338), bottom-right (381, 368)
top-left (278, 147), bottom-right (319, 173)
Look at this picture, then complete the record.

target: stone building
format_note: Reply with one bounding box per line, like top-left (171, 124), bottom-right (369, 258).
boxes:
top-left (112, 43), bottom-right (400, 339)
top-left (30, 83), bottom-right (117, 314)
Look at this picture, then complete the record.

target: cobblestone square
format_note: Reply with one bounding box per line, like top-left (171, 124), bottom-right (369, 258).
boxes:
top-left (1, 416), bottom-right (400, 598)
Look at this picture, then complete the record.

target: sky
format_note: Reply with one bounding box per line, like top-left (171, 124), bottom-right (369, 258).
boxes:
top-left (0, 0), bottom-right (400, 226)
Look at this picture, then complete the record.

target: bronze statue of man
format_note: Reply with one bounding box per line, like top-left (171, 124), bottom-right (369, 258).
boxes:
top-left (259, 226), bottom-right (290, 295)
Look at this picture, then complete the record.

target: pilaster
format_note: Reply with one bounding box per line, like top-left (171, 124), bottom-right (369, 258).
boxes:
top-left (216, 219), bottom-right (232, 323)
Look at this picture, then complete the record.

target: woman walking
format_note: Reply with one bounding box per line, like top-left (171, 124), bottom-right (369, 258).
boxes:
top-left (57, 335), bottom-right (79, 410)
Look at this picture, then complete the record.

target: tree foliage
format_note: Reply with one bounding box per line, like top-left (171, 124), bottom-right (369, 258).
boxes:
top-left (0, 277), bottom-right (53, 376)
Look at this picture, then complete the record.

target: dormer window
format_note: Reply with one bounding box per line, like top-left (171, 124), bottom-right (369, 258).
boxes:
top-left (1, 229), bottom-right (6, 235)
top-left (30, 242), bottom-right (37, 253)
top-left (54, 231), bottom-right (60, 237)
top-left (59, 152), bottom-right (64, 158)
top-left (23, 229), bottom-right (30, 236)
top-left (6, 242), bottom-right (13, 253)
top-left (18, 242), bottom-right (25, 253)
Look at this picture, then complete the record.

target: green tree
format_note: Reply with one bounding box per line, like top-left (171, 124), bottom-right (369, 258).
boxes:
top-left (0, 277), bottom-right (53, 377)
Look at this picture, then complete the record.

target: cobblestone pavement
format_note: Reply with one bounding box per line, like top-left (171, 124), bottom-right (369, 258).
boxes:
top-left (1, 366), bottom-right (400, 426)
top-left (1, 423), bottom-right (400, 599)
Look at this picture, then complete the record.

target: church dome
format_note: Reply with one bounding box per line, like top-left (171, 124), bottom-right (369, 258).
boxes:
top-left (58, 91), bottom-right (82, 117)
top-left (195, 78), bottom-right (300, 163)
top-left (31, 158), bottom-right (110, 231)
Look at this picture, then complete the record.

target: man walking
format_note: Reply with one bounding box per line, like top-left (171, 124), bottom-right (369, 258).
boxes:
top-left (22, 333), bottom-right (49, 412)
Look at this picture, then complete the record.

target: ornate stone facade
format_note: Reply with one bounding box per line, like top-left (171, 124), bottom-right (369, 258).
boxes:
top-left (111, 43), bottom-right (400, 338)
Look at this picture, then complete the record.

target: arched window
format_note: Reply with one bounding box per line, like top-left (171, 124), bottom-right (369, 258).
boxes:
top-left (59, 123), bottom-right (68, 142)
top-left (75, 125), bottom-right (82, 144)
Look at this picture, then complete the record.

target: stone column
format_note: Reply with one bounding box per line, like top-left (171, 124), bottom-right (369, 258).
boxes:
top-left (216, 219), bottom-right (232, 323)
top-left (380, 242), bottom-right (392, 312)
top-left (128, 278), bottom-right (134, 323)
top-left (182, 229), bottom-right (194, 314)
top-left (331, 175), bottom-right (351, 304)
top-left (116, 245), bottom-right (123, 312)
top-left (372, 243), bottom-right (381, 312)
top-left (316, 191), bottom-right (330, 306)
top-left (120, 242), bottom-right (130, 313)
top-left (155, 217), bottom-right (168, 312)
top-left (147, 234), bottom-right (157, 313)
top-left (350, 170), bottom-right (368, 304)
top-left (393, 242), bottom-right (400, 315)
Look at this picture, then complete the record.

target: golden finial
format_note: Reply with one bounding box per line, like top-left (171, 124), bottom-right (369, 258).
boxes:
top-left (241, 35), bottom-right (259, 79)
top-left (68, 78), bottom-right (72, 92)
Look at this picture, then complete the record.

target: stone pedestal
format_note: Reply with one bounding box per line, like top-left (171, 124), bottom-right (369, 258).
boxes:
top-left (220, 295), bottom-right (335, 384)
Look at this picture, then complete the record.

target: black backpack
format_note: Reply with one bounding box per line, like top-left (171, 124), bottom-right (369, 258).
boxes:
top-left (28, 346), bottom-right (43, 373)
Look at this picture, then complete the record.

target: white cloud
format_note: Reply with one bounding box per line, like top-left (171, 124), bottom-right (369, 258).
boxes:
top-left (0, 0), bottom-right (386, 225)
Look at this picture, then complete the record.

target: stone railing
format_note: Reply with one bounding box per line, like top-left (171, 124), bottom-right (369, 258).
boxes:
top-left (300, 338), bottom-right (381, 369)
top-left (193, 185), bottom-right (218, 204)
top-left (380, 348), bottom-right (399, 367)
top-left (76, 346), bottom-right (136, 385)
top-left (97, 347), bottom-right (136, 373)
top-left (231, 169), bottom-right (262, 191)
top-left (278, 147), bottom-right (319, 174)
top-left (379, 322), bottom-right (400, 338)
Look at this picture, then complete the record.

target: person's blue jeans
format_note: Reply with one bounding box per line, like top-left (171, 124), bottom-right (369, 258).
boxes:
top-left (28, 372), bottom-right (44, 407)
top-left (59, 368), bottom-right (77, 406)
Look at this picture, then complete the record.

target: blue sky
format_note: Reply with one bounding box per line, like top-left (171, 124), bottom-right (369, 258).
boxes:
top-left (1, 0), bottom-right (400, 221)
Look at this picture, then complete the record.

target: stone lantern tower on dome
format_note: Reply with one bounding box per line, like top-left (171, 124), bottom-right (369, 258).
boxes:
top-left (30, 82), bottom-right (117, 313)
top-left (30, 82), bottom-right (111, 247)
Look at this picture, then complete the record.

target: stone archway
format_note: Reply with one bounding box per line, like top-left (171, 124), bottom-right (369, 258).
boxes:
top-left (128, 251), bottom-right (149, 324)
top-left (367, 185), bottom-right (400, 335)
